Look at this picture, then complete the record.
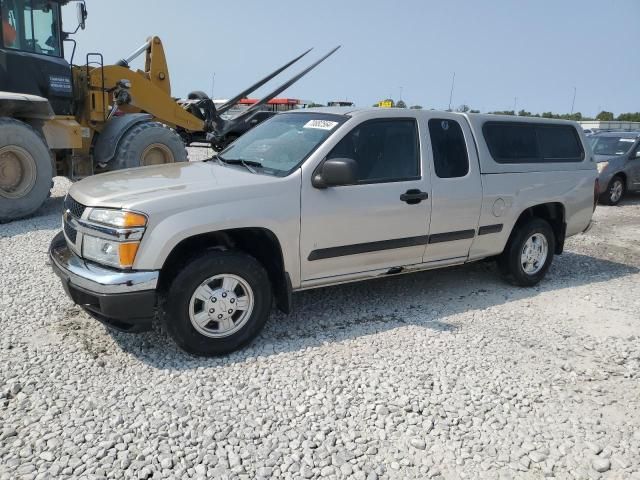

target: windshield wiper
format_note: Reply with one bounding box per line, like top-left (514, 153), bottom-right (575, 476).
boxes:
top-left (217, 155), bottom-right (263, 174)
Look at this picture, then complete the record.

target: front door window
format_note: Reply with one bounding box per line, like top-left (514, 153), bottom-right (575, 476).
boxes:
top-left (1, 0), bottom-right (61, 57)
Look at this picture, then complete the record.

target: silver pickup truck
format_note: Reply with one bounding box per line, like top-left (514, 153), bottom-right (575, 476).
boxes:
top-left (49, 108), bottom-right (597, 355)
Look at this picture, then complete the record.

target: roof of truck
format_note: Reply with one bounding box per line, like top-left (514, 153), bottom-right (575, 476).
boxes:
top-left (295, 107), bottom-right (579, 126)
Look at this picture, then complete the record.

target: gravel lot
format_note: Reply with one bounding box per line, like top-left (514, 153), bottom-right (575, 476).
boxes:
top-left (1, 156), bottom-right (639, 480)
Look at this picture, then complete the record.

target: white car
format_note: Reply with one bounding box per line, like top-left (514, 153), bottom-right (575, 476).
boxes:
top-left (50, 108), bottom-right (598, 355)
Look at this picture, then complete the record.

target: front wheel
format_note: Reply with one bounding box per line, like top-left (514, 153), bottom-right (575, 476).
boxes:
top-left (108, 121), bottom-right (188, 171)
top-left (161, 251), bottom-right (272, 356)
top-left (600, 176), bottom-right (625, 206)
top-left (0, 118), bottom-right (53, 222)
top-left (498, 218), bottom-right (555, 287)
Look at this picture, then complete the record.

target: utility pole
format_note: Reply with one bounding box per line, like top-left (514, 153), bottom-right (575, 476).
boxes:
top-left (211, 73), bottom-right (216, 99)
top-left (448, 72), bottom-right (455, 111)
top-left (570, 87), bottom-right (576, 114)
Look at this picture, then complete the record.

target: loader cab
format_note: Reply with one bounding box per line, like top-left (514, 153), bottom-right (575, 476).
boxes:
top-left (0, 0), bottom-right (74, 115)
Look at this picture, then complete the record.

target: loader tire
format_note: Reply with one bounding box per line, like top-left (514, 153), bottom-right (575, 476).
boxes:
top-left (0, 118), bottom-right (53, 223)
top-left (187, 91), bottom-right (210, 100)
top-left (109, 121), bottom-right (188, 171)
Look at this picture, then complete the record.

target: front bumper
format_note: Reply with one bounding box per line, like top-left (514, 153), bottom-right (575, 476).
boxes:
top-left (49, 232), bottom-right (159, 332)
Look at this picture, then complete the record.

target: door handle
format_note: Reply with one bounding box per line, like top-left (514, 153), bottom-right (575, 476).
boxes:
top-left (400, 189), bottom-right (429, 204)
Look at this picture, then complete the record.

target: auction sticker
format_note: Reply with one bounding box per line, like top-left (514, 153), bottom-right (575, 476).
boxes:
top-left (304, 119), bottom-right (339, 130)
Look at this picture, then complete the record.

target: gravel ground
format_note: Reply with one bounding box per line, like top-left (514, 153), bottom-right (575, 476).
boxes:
top-left (1, 157), bottom-right (640, 480)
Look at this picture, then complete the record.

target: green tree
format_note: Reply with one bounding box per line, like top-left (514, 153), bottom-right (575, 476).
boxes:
top-left (456, 104), bottom-right (470, 113)
top-left (410, 105), bottom-right (423, 110)
top-left (306, 102), bottom-right (324, 108)
top-left (396, 100), bottom-right (407, 109)
top-left (489, 110), bottom-right (516, 116)
top-left (596, 111), bottom-right (614, 121)
top-left (517, 109), bottom-right (532, 117)
top-left (617, 112), bottom-right (640, 122)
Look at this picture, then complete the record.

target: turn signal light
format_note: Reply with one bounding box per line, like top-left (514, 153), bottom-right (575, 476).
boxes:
top-left (118, 243), bottom-right (140, 268)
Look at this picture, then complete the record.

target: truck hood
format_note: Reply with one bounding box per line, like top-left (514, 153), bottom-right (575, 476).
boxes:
top-left (68, 161), bottom-right (286, 210)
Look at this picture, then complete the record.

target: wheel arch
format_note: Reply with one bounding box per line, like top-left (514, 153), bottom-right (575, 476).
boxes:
top-left (0, 93), bottom-right (54, 120)
top-left (611, 171), bottom-right (627, 188)
top-left (92, 113), bottom-right (153, 164)
top-left (157, 227), bottom-right (292, 314)
top-left (508, 202), bottom-right (566, 255)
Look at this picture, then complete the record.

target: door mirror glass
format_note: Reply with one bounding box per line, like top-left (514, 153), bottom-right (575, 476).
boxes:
top-left (634, 150), bottom-right (640, 159)
top-left (77, 2), bottom-right (87, 30)
top-left (312, 158), bottom-right (357, 188)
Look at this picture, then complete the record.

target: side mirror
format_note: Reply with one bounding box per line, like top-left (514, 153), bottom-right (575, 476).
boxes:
top-left (634, 150), bottom-right (640, 159)
top-left (77, 2), bottom-right (87, 30)
top-left (312, 158), bottom-right (357, 189)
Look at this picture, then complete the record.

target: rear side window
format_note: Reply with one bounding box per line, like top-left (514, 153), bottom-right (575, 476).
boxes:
top-left (483, 122), bottom-right (584, 163)
top-left (428, 119), bottom-right (469, 178)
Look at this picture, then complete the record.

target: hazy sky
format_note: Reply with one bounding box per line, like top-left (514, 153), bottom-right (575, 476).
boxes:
top-left (62, 0), bottom-right (639, 116)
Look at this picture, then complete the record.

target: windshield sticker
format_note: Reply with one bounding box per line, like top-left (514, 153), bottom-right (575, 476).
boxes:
top-left (304, 120), bottom-right (339, 130)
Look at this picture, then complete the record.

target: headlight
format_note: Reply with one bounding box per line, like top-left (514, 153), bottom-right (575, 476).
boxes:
top-left (596, 161), bottom-right (608, 173)
top-left (88, 208), bottom-right (147, 228)
top-left (82, 208), bottom-right (147, 268)
top-left (83, 235), bottom-right (140, 269)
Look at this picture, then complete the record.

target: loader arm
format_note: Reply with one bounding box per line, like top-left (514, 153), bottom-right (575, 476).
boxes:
top-left (82, 36), bottom-right (205, 133)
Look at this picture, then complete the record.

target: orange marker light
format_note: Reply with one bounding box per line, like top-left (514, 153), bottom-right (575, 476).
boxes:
top-left (118, 242), bottom-right (140, 268)
top-left (122, 212), bottom-right (147, 228)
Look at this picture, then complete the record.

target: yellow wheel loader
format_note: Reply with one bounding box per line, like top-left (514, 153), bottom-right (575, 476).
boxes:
top-left (0, 0), bottom-right (338, 222)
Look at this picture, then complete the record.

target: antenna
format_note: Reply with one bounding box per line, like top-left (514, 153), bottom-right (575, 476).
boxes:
top-left (570, 87), bottom-right (576, 114)
top-left (448, 72), bottom-right (455, 111)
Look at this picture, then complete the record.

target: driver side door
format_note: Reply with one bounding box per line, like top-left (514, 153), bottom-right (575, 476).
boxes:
top-left (299, 117), bottom-right (432, 283)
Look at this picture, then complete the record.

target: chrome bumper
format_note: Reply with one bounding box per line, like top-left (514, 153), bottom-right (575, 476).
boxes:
top-left (49, 232), bottom-right (158, 294)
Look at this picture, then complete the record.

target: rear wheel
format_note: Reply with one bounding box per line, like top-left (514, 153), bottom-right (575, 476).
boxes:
top-left (0, 118), bottom-right (53, 222)
top-left (498, 218), bottom-right (555, 287)
top-left (109, 121), bottom-right (188, 171)
top-left (161, 251), bottom-right (272, 356)
top-left (601, 175), bottom-right (625, 206)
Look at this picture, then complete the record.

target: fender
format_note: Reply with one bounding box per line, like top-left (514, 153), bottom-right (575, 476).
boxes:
top-left (0, 92), bottom-right (54, 119)
top-left (93, 113), bottom-right (152, 164)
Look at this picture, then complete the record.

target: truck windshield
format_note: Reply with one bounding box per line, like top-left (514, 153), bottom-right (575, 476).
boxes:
top-left (219, 113), bottom-right (347, 176)
top-left (588, 136), bottom-right (636, 156)
top-left (1, 0), bottom-right (61, 57)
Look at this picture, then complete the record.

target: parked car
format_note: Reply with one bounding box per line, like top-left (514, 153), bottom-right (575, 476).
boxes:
top-left (588, 131), bottom-right (640, 205)
top-left (49, 109), bottom-right (597, 355)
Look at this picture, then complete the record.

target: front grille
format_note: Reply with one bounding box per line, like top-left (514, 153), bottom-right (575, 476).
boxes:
top-left (64, 220), bottom-right (77, 243)
top-left (64, 195), bottom-right (86, 219)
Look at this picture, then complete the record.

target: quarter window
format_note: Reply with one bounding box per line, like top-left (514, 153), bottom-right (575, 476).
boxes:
top-left (327, 119), bottom-right (420, 183)
top-left (428, 119), bottom-right (469, 178)
top-left (483, 122), bottom-right (584, 163)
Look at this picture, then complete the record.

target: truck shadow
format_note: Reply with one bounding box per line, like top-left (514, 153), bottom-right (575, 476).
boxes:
top-left (106, 251), bottom-right (639, 369)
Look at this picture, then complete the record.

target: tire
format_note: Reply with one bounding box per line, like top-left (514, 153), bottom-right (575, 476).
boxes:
top-left (187, 91), bottom-right (210, 100)
top-left (0, 117), bottom-right (53, 222)
top-left (161, 250), bottom-right (273, 356)
top-left (600, 175), bottom-right (625, 206)
top-left (108, 121), bottom-right (188, 171)
top-left (497, 218), bottom-right (555, 287)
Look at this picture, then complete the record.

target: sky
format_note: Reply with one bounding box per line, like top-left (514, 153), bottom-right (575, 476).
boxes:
top-left (62, 0), bottom-right (640, 117)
